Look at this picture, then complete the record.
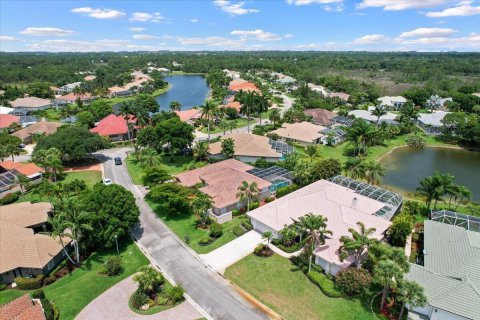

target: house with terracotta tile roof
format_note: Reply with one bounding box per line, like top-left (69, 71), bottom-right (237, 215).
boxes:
top-left (90, 114), bottom-right (136, 142)
top-left (0, 201), bottom-right (71, 284)
top-left (0, 114), bottom-right (20, 129)
top-left (208, 133), bottom-right (282, 163)
top-left (175, 109), bottom-right (202, 125)
top-left (0, 161), bottom-right (43, 186)
top-left (54, 92), bottom-right (96, 106)
top-left (0, 294), bottom-right (46, 320)
top-left (228, 80), bottom-right (261, 94)
top-left (271, 121), bottom-right (326, 145)
top-left (10, 97), bottom-right (52, 113)
top-left (84, 75), bottom-right (96, 81)
top-left (11, 121), bottom-right (63, 144)
top-left (175, 159), bottom-right (272, 223)
top-left (304, 108), bottom-right (338, 126)
top-left (108, 78), bottom-right (151, 97)
top-left (248, 179), bottom-right (393, 275)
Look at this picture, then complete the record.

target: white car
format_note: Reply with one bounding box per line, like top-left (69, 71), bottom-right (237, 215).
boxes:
top-left (103, 178), bottom-right (112, 185)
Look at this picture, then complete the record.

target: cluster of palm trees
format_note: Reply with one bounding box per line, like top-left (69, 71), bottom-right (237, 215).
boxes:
top-left (234, 90), bottom-right (271, 128)
top-left (32, 147), bottom-right (64, 182)
top-left (416, 172), bottom-right (472, 210)
top-left (345, 119), bottom-right (386, 156)
top-left (343, 158), bottom-right (386, 185)
top-left (132, 147), bottom-right (162, 168)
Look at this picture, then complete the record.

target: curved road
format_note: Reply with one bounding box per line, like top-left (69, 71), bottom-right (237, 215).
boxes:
top-left (97, 148), bottom-right (269, 320)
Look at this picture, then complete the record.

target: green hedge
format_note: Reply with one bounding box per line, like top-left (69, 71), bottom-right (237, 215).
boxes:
top-left (275, 184), bottom-right (299, 198)
top-left (307, 271), bottom-right (342, 298)
top-left (15, 275), bottom-right (45, 290)
top-left (233, 225), bottom-right (246, 237)
top-left (0, 192), bottom-right (21, 205)
top-left (272, 237), bottom-right (307, 253)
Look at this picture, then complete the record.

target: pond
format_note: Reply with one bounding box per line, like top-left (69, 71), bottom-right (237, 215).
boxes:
top-left (155, 75), bottom-right (210, 111)
top-left (380, 147), bottom-right (480, 202)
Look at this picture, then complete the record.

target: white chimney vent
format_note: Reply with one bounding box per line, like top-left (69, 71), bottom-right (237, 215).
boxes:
top-left (352, 197), bottom-right (358, 209)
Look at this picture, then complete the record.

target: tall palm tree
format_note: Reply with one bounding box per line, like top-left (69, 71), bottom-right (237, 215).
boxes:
top-left (139, 147), bottom-right (161, 168)
top-left (17, 174), bottom-right (31, 196)
top-left (119, 101), bottom-right (133, 140)
top-left (339, 222), bottom-right (377, 269)
top-left (304, 145), bottom-right (319, 163)
top-left (268, 108), bottom-right (281, 127)
top-left (236, 181), bottom-right (259, 212)
top-left (396, 280), bottom-right (427, 320)
top-left (169, 100), bottom-right (182, 112)
top-left (227, 120), bottom-right (237, 134)
top-left (343, 158), bottom-right (366, 180)
top-left (294, 213), bottom-right (332, 272)
top-left (46, 215), bottom-right (78, 266)
top-left (256, 95), bottom-right (270, 125)
top-left (190, 191), bottom-right (213, 227)
top-left (218, 120), bottom-right (229, 135)
top-left (364, 161), bottom-right (385, 185)
top-left (32, 149), bottom-right (48, 172)
top-left (374, 259), bottom-right (403, 310)
top-left (431, 172), bottom-right (455, 209)
top-left (396, 103), bottom-right (419, 125)
top-left (453, 185), bottom-right (472, 210)
top-left (56, 198), bottom-right (93, 263)
top-left (200, 99), bottom-right (218, 142)
top-left (192, 141), bottom-right (209, 161)
top-left (5, 143), bottom-right (20, 162)
top-left (416, 176), bottom-right (438, 210)
top-left (346, 120), bottom-right (376, 156)
top-left (45, 148), bottom-right (63, 182)
top-left (235, 90), bottom-right (258, 133)
top-left (371, 105), bottom-right (387, 127)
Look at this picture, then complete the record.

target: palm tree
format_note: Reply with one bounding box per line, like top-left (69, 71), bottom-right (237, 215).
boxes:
top-left (200, 99), bottom-right (218, 142)
top-left (169, 100), bottom-right (181, 112)
top-left (218, 120), bottom-right (229, 135)
top-left (56, 198), bottom-right (93, 263)
top-left (32, 149), bottom-right (48, 172)
top-left (374, 259), bottom-right (403, 311)
top-left (396, 280), bottom-right (427, 320)
top-left (190, 191), bottom-right (213, 227)
top-left (256, 95), bottom-right (270, 125)
top-left (269, 108), bottom-right (281, 127)
top-left (343, 158), bottom-right (366, 180)
top-left (45, 148), bottom-right (63, 182)
top-left (236, 181), bottom-right (259, 212)
top-left (364, 161), bottom-right (385, 185)
top-left (192, 141), bottom-right (209, 161)
top-left (17, 174), bottom-right (31, 196)
top-left (431, 172), bottom-right (455, 209)
top-left (5, 143), bottom-right (20, 161)
top-left (371, 105), bottom-right (387, 127)
top-left (346, 120), bottom-right (377, 156)
top-left (416, 176), bottom-right (438, 210)
top-left (453, 185), bottom-right (472, 210)
top-left (138, 147), bottom-right (161, 168)
top-left (426, 94), bottom-right (441, 113)
top-left (119, 101), bottom-right (133, 140)
top-left (304, 145), bottom-right (319, 163)
top-left (294, 213), bottom-right (332, 272)
top-left (227, 120), bottom-right (237, 134)
top-left (396, 103), bottom-right (419, 126)
top-left (235, 90), bottom-right (258, 133)
top-left (339, 222), bottom-right (377, 269)
top-left (46, 214), bottom-right (78, 266)
top-left (279, 224), bottom-right (298, 247)
top-left (262, 231), bottom-right (273, 247)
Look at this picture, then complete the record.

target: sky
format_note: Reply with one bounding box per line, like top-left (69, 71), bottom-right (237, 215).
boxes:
top-left (0, 0), bottom-right (479, 52)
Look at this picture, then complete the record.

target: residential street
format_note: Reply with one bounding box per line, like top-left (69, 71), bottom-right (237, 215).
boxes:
top-left (97, 148), bottom-right (269, 320)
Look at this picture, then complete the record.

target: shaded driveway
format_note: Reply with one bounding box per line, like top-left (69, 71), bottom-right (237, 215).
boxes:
top-left (75, 275), bottom-right (202, 320)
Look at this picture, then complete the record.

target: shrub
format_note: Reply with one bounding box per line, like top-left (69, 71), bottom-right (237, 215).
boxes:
top-left (253, 244), bottom-right (273, 257)
top-left (241, 220), bottom-right (253, 231)
top-left (406, 132), bottom-right (426, 148)
top-left (233, 225), bottom-right (246, 237)
top-left (307, 271), bottom-right (342, 298)
top-left (133, 266), bottom-right (164, 296)
top-left (99, 256), bottom-right (124, 276)
top-left (389, 213), bottom-right (414, 247)
top-left (44, 275), bottom-right (56, 285)
top-left (335, 268), bottom-right (372, 296)
top-left (0, 284), bottom-right (7, 291)
top-left (232, 209), bottom-right (242, 216)
top-left (166, 285), bottom-right (185, 303)
top-left (31, 289), bottom-right (45, 299)
top-left (264, 196), bottom-right (275, 203)
top-left (198, 236), bottom-right (213, 246)
top-left (249, 201), bottom-right (259, 211)
top-left (15, 275), bottom-right (45, 290)
top-left (209, 222), bottom-right (223, 238)
top-left (156, 296), bottom-right (169, 305)
top-left (40, 299), bottom-right (58, 320)
top-left (290, 253), bottom-right (323, 274)
top-left (275, 184), bottom-right (298, 198)
top-left (131, 290), bottom-right (149, 309)
top-left (0, 191), bottom-right (20, 205)
top-left (402, 200), bottom-right (422, 217)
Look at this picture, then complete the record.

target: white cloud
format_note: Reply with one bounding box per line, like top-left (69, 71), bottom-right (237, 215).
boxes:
top-left (393, 32), bottom-right (480, 49)
top-left (190, 18), bottom-right (199, 23)
top-left (352, 34), bottom-right (386, 44)
top-left (19, 27), bottom-right (75, 36)
top-left (426, 4), bottom-right (480, 17)
top-left (357, 0), bottom-right (454, 10)
top-left (130, 12), bottom-right (165, 23)
top-left (129, 27), bottom-right (146, 32)
top-left (284, 33), bottom-right (294, 38)
top-left (286, 0), bottom-right (343, 5)
top-left (230, 30), bottom-right (282, 41)
top-left (399, 27), bottom-right (458, 38)
top-left (71, 7), bottom-right (126, 19)
top-left (294, 41), bottom-right (339, 50)
top-left (177, 36), bottom-right (244, 47)
top-left (0, 35), bottom-right (24, 42)
top-left (213, 0), bottom-right (259, 15)
top-left (133, 34), bottom-right (159, 40)
top-left (26, 39), bottom-right (167, 52)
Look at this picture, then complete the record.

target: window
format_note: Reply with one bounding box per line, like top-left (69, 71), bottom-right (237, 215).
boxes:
top-left (47, 260), bottom-right (54, 270)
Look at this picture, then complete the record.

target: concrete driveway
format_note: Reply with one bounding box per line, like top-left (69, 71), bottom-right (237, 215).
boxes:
top-left (201, 231), bottom-right (263, 274)
top-left (76, 275), bottom-right (202, 320)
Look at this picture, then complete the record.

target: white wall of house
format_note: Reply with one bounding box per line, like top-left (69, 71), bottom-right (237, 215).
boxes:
top-left (314, 256), bottom-right (343, 275)
top-left (251, 219), bottom-right (279, 239)
top-left (410, 304), bottom-right (469, 320)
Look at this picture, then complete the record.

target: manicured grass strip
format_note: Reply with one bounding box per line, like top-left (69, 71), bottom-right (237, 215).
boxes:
top-left (147, 198), bottom-right (247, 254)
top-left (61, 170), bottom-right (102, 188)
top-left (43, 239), bottom-right (149, 320)
top-left (225, 254), bottom-right (376, 320)
top-left (0, 290), bottom-right (24, 305)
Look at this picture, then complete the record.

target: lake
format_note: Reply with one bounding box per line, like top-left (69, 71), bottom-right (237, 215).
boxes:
top-left (155, 75), bottom-right (209, 111)
top-left (380, 147), bottom-right (480, 202)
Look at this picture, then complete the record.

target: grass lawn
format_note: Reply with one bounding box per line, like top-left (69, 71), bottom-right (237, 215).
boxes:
top-left (152, 84), bottom-right (172, 97)
top-left (61, 170), bottom-right (102, 188)
top-left (0, 290), bottom-right (24, 305)
top-left (225, 254), bottom-right (376, 320)
top-left (0, 239), bottom-right (149, 320)
top-left (148, 198), bottom-right (248, 254)
top-left (126, 154), bottom-right (195, 185)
